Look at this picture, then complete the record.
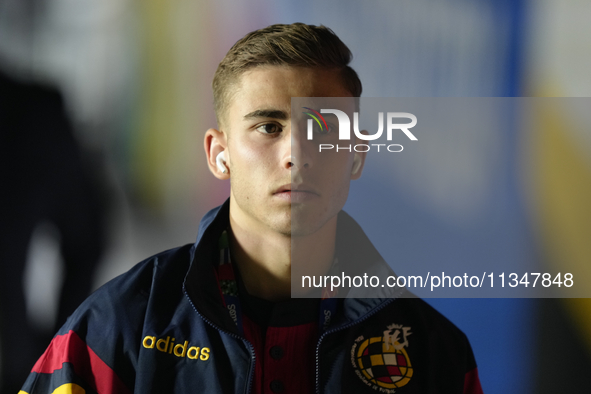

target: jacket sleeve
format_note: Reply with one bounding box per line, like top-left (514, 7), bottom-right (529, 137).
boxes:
top-left (462, 337), bottom-right (484, 394)
top-left (19, 330), bottom-right (131, 394)
top-left (18, 256), bottom-right (156, 394)
top-left (463, 367), bottom-right (484, 394)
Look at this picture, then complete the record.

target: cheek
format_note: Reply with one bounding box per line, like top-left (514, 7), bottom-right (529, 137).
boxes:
top-left (228, 141), bottom-right (278, 187)
top-left (317, 152), bottom-right (353, 179)
top-left (228, 139), bottom-right (261, 169)
top-left (320, 154), bottom-right (354, 201)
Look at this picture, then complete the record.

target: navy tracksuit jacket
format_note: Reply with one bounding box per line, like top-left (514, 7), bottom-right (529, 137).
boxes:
top-left (20, 201), bottom-right (483, 394)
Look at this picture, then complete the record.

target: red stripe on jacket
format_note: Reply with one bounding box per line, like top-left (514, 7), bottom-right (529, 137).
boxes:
top-left (32, 330), bottom-right (131, 394)
top-left (463, 367), bottom-right (484, 394)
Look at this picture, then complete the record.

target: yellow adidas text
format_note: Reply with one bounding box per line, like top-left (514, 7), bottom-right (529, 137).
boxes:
top-left (142, 336), bottom-right (210, 361)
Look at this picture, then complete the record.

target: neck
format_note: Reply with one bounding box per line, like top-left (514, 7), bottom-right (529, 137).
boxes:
top-left (228, 202), bottom-right (337, 302)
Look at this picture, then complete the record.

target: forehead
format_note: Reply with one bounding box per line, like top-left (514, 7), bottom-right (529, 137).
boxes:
top-left (227, 66), bottom-right (352, 123)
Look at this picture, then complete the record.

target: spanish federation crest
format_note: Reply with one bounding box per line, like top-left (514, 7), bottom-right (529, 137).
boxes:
top-left (351, 324), bottom-right (413, 392)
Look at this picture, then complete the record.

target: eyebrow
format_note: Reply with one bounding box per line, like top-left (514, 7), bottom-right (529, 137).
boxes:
top-left (243, 109), bottom-right (288, 121)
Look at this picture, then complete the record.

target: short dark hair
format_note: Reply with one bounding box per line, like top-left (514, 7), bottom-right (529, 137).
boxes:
top-left (212, 23), bottom-right (362, 127)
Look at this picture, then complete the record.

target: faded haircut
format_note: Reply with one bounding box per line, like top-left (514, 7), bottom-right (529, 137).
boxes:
top-left (212, 23), bottom-right (362, 127)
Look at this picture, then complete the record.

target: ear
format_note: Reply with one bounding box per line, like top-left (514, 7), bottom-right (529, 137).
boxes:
top-left (350, 131), bottom-right (368, 180)
top-left (204, 128), bottom-right (230, 179)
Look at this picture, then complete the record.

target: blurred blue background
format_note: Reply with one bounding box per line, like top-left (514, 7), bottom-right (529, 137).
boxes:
top-left (2, 0), bottom-right (591, 393)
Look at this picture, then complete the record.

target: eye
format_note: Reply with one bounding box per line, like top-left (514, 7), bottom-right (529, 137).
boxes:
top-left (255, 123), bottom-right (283, 135)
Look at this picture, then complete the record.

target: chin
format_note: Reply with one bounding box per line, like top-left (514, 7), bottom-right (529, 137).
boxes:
top-left (267, 218), bottom-right (319, 237)
top-left (264, 211), bottom-right (293, 236)
top-left (291, 200), bottom-right (342, 235)
top-left (289, 215), bottom-right (328, 237)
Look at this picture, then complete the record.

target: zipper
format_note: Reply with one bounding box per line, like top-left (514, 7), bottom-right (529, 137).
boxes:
top-left (315, 289), bottom-right (406, 394)
top-left (184, 290), bottom-right (256, 394)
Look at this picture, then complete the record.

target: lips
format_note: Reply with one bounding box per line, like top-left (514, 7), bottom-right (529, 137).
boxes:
top-left (274, 183), bottom-right (318, 194)
top-left (273, 183), bottom-right (320, 202)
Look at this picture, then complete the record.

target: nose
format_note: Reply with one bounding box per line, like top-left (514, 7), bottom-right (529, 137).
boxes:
top-left (284, 121), bottom-right (313, 170)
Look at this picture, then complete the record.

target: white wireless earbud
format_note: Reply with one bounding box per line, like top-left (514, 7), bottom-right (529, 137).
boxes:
top-left (216, 151), bottom-right (228, 174)
top-left (351, 154), bottom-right (362, 175)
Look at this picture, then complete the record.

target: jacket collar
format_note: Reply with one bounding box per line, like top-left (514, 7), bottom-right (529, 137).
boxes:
top-left (184, 199), bottom-right (239, 334)
top-left (184, 199), bottom-right (401, 335)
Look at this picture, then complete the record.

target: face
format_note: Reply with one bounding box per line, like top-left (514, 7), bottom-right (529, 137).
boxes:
top-left (220, 66), bottom-right (362, 237)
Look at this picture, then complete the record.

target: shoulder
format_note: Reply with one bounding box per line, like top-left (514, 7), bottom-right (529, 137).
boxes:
top-left (380, 296), bottom-right (479, 380)
top-left (60, 244), bottom-right (194, 335)
top-left (393, 297), bottom-right (466, 334)
top-left (383, 297), bottom-right (473, 351)
top-left (24, 245), bottom-right (194, 393)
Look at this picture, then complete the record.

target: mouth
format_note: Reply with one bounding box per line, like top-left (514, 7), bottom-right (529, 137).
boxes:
top-left (273, 183), bottom-right (320, 202)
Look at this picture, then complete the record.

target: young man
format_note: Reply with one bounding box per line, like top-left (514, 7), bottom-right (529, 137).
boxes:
top-left (19, 23), bottom-right (483, 394)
